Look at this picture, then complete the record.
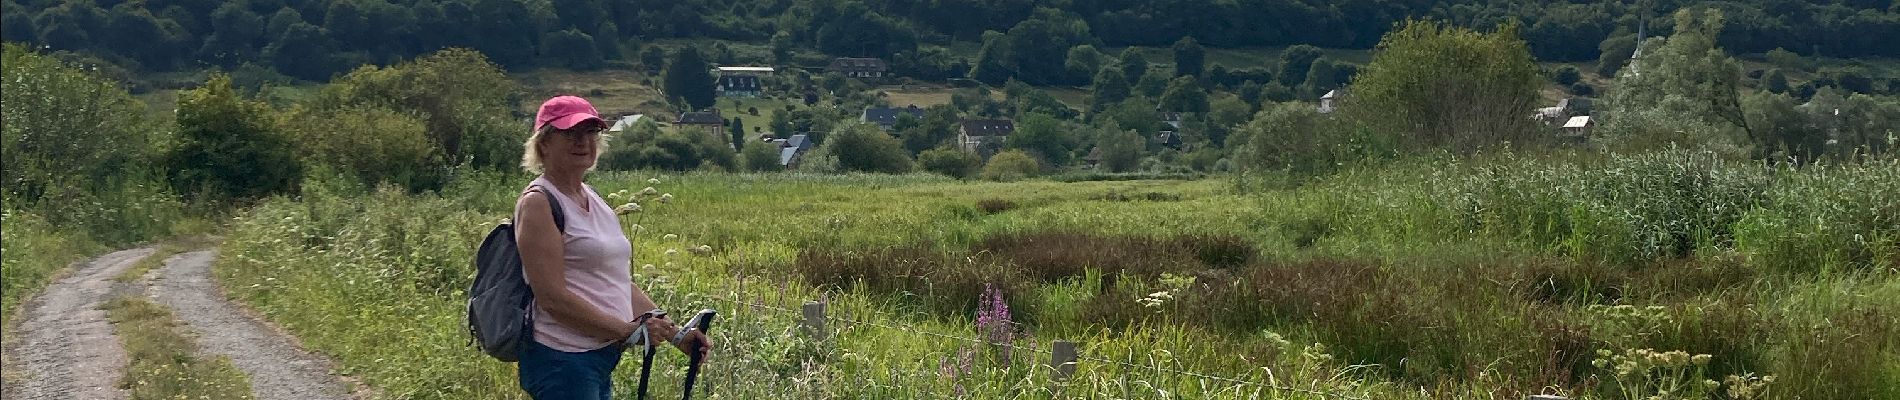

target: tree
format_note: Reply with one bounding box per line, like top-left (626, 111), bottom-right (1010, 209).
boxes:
top-left (1157, 76), bottom-right (1209, 112)
top-left (829, 124), bottom-right (912, 173)
top-left (1553, 65), bottom-right (1582, 85)
top-left (729, 117), bottom-right (747, 149)
top-left (1350, 20), bottom-right (1542, 152)
top-left (1136, 70), bottom-right (1171, 98)
top-left (1595, 35), bottom-right (1635, 77)
top-left (1004, 18), bottom-right (1067, 85)
top-left (1097, 128), bottom-right (1144, 172)
top-left (1601, 9), bottom-right (1753, 153)
top-left (1300, 57), bottom-right (1340, 98)
top-left (200, 2), bottom-right (266, 67)
top-left (1278, 45), bottom-right (1323, 86)
top-left (1741, 90), bottom-right (1822, 161)
top-left (900, 106), bottom-right (960, 154)
top-left (1172, 36), bottom-right (1205, 78)
top-left (917, 146), bottom-right (981, 179)
top-left (303, 49), bottom-right (521, 172)
top-left (1762, 68), bottom-right (1789, 93)
top-left (542, 28), bottom-right (604, 70)
top-left (980, 150), bottom-right (1041, 181)
top-left (1765, 47), bottom-right (1806, 71)
top-left (284, 105), bottom-right (440, 191)
top-left (664, 46), bottom-right (716, 110)
top-left (1118, 48), bottom-right (1147, 85)
top-left (1090, 66), bottom-right (1131, 112)
top-left (2, 44), bottom-right (154, 205)
top-left (770, 30), bottom-right (794, 65)
top-left (1003, 113), bottom-right (1075, 166)
top-left (1237, 80), bottom-right (1265, 108)
top-left (739, 138), bottom-right (781, 172)
top-left (265, 22), bottom-right (336, 81)
top-left (639, 45), bottom-right (666, 74)
top-left (168, 74), bottom-right (302, 202)
top-left (1066, 45), bottom-right (1106, 85)
top-left (969, 30), bottom-right (1011, 84)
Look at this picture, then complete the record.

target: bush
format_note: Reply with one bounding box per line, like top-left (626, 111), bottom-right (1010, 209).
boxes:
top-left (740, 139), bottom-right (782, 172)
top-left (167, 74), bottom-right (303, 203)
top-left (917, 147), bottom-right (981, 179)
top-left (1552, 65), bottom-right (1582, 85)
top-left (980, 150), bottom-right (1041, 181)
top-left (283, 105), bottom-right (444, 192)
top-left (829, 124), bottom-right (912, 173)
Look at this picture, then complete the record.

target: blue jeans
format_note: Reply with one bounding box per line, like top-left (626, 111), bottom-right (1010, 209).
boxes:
top-left (519, 339), bottom-right (624, 400)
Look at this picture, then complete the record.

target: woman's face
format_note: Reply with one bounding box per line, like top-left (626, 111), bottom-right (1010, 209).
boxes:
top-left (545, 123), bottom-right (603, 172)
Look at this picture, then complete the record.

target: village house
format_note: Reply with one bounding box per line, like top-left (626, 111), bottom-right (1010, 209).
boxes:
top-left (608, 114), bottom-right (646, 132)
top-left (828, 57), bottom-right (889, 79)
top-left (1561, 115), bottom-right (1594, 139)
top-left (770, 133), bottom-right (815, 168)
top-left (1533, 97), bottom-right (1594, 126)
top-left (958, 119), bottom-right (1014, 156)
top-left (676, 110), bottom-right (726, 141)
top-left (715, 75), bottom-right (761, 98)
top-left (861, 105), bottom-right (926, 131)
top-left (1319, 89), bottom-right (1343, 113)
top-left (715, 66), bottom-right (775, 76)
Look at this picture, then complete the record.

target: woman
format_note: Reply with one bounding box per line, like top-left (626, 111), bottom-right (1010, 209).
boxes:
top-left (514, 95), bottom-right (711, 399)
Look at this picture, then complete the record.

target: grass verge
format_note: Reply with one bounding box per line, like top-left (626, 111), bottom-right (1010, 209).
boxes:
top-left (103, 296), bottom-right (254, 400)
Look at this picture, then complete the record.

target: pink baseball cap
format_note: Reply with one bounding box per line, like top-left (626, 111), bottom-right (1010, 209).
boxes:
top-left (534, 95), bottom-right (604, 132)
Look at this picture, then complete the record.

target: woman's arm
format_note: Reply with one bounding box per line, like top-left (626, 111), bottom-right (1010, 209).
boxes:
top-left (517, 191), bottom-right (638, 342)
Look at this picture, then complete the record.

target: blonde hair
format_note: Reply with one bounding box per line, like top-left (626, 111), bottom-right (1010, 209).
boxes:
top-left (519, 124), bottom-right (609, 174)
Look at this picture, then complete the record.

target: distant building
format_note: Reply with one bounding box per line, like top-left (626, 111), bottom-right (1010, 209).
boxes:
top-left (715, 66), bottom-right (775, 75)
top-left (608, 114), bottom-right (646, 132)
top-left (1533, 97), bottom-right (1594, 126)
top-left (1562, 116), bottom-right (1594, 138)
top-left (861, 105), bottom-right (926, 131)
top-left (958, 119), bottom-right (1014, 156)
top-left (676, 110), bottom-right (726, 140)
top-left (1319, 89), bottom-right (1342, 113)
top-left (828, 57), bottom-right (889, 79)
top-left (769, 134), bottom-right (815, 167)
top-left (716, 75), bottom-right (761, 98)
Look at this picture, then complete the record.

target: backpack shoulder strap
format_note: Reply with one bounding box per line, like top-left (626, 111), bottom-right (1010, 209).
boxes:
top-left (522, 185), bottom-right (569, 233)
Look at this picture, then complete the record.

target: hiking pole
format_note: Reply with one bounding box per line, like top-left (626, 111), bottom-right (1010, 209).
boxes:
top-left (676, 309), bottom-right (718, 400)
top-left (630, 310), bottom-right (667, 400)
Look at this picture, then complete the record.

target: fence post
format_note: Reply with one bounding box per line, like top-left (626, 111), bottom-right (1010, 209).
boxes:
top-left (1051, 340), bottom-right (1077, 380)
top-left (801, 301), bottom-right (827, 341)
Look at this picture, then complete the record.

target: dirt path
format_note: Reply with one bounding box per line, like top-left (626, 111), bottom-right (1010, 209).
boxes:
top-left (2, 247), bottom-right (154, 400)
top-left (145, 249), bottom-right (358, 400)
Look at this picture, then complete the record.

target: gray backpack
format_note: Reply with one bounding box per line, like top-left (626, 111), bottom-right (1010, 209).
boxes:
top-left (468, 186), bottom-right (566, 362)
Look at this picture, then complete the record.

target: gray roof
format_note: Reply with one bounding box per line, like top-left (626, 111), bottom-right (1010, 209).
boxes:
top-left (828, 57), bottom-right (889, 72)
top-left (861, 105), bottom-right (925, 129)
top-left (678, 111), bottom-right (723, 125)
top-left (960, 119), bottom-right (1014, 137)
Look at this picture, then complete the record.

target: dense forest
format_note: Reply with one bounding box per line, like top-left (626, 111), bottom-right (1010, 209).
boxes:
top-left (5, 0), bottom-right (1897, 85)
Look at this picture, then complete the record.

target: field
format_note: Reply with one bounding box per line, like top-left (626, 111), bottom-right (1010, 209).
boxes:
top-left (209, 150), bottom-right (1899, 399)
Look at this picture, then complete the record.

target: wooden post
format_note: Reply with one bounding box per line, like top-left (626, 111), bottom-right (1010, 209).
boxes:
top-left (1051, 341), bottom-right (1077, 380)
top-left (802, 301), bottom-right (827, 341)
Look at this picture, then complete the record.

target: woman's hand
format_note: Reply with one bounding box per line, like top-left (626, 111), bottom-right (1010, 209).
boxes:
top-left (638, 318), bottom-right (714, 359)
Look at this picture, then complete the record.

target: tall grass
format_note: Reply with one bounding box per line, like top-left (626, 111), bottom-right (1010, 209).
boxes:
top-left (214, 152), bottom-right (1898, 399)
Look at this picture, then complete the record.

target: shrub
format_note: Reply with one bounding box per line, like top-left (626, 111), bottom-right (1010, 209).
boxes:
top-left (168, 74), bottom-right (303, 203)
top-left (829, 124), bottom-right (912, 173)
top-left (917, 146), bottom-right (980, 179)
top-left (1553, 65), bottom-right (1582, 85)
top-left (979, 150), bottom-right (1041, 181)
